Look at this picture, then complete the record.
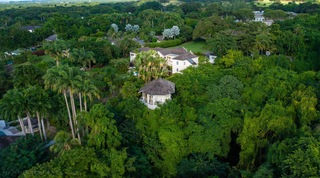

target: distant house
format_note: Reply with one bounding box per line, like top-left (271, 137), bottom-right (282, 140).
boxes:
top-left (253, 11), bottom-right (265, 22)
top-left (46, 34), bottom-right (58, 42)
top-left (253, 11), bottom-right (273, 26)
top-left (11, 49), bottom-right (23, 56)
top-left (133, 37), bottom-right (145, 47)
top-left (203, 52), bottom-right (217, 64)
top-left (156, 35), bottom-right (164, 42)
top-left (139, 78), bottom-right (175, 110)
top-left (286, 11), bottom-right (298, 17)
top-left (21, 26), bottom-right (40, 33)
top-left (130, 47), bottom-right (199, 74)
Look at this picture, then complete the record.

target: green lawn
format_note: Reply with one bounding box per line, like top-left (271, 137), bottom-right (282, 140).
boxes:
top-left (177, 41), bottom-right (209, 53)
top-left (41, 55), bottom-right (54, 63)
top-left (255, 0), bottom-right (307, 7)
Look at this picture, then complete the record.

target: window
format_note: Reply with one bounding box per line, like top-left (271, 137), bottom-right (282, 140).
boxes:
top-left (176, 68), bottom-right (179, 72)
top-left (184, 62), bottom-right (185, 65)
top-left (176, 61), bottom-right (179, 65)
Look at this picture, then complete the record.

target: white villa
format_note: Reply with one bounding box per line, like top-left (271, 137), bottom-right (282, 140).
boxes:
top-left (139, 78), bottom-right (175, 110)
top-left (130, 47), bottom-right (199, 74)
top-left (253, 11), bottom-right (273, 26)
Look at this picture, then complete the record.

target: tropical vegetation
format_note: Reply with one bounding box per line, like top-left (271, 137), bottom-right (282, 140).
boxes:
top-left (0, 0), bottom-right (319, 177)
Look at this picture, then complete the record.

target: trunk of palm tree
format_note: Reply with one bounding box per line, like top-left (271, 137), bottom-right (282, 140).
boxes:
top-left (69, 88), bottom-right (77, 127)
top-left (41, 118), bottom-right (47, 141)
top-left (18, 116), bottom-right (26, 135)
top-left (55, 57), bottom-right (60, 66)
top-left (84, 95), bottom-right (88, 112)
top-left (79, 92), bottom-right (83, 112)
top-left (36, 111), bottom-right (43, 141)
top-left (63, 90), bottom-right (75, 139)
top-left (26, 111), bottom-right (34, 135)
top-left (69, 88), bottom-right (81, 144)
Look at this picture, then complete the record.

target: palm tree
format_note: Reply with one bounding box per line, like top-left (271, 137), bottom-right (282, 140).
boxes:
top-left (20, 89), bottom-right (35, 135)
top-left (0, 88), bottom-right (34, 135)
top-left (135, 50), bottom-right (169, 83)
top-left (43, 66), bottom-right (75, 139)
top-left (1, 15), bottom-right (11, 27)
top-left (81, 79), bottom-right (100, 112)
top-left (252, 23), bottom-right (275, 55)
top-left (43, 65), bottom-right (86, 142)
top-left (71, 48), bottom-right (96, 70)
top-left (61, 66), bottom-right (85, 143)
top-left (0, 89), bottom-right (26, 135)
top-left (26, 86), bottom-right (51, 141)
top-left (43, 40), bottom-right (70, 66)
top-left (50, 130), bottom-right (80, 156)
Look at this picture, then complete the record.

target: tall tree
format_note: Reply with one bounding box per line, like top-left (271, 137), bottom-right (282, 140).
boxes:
top-left (71, 48), bottom-right (96, 70)
top-left (0, 89), bottom-right (26, 135)
top-left (26, 86), bottom-right (51, 141)
top-left (81, 79), bottom-right (100, 112)
top-left (43, 40), bottom-right (70, 66)
top-left (134, 50), bottom-right (169, 83)
top-left (0, 88), bottom-right (35, 135)
top-left (81, 104), bottom-right (122, 150)
top-left (50, 130), bottom-right (81, 156)
top-left (43, 65), bottom-right (75, 139)
top-left (206, 30), bottom-right (237, 56)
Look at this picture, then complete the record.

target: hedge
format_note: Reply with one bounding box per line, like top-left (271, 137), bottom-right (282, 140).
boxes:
top-left (145, 39), bottom-right (183, 48)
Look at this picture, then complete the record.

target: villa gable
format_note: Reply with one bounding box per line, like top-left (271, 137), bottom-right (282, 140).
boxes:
top-left (130, 47), bottom-right (199, 74)
top-left (139, 78), bottom-right (175, 110)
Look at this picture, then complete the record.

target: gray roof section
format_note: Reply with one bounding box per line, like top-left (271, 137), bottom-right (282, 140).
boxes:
top-left (174, 53), bottom-right (198, 61)
top-left (139, 78), bottom-right (175, 95)
top-left (187, 59), bottom-right (197, 65)
top-left (135, 47), bottom-right (197, 61)
top-left (46, 34), bottom-right (57, 41)
top-left (158, 47), bottom-right (187, 55)
top-left (22, 26), bottom-right (40, 31)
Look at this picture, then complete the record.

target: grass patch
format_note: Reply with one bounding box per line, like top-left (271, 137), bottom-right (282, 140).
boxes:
top-left (255, 0), bottom-right (306, 7)
top-left (177, 41), bottom-right (209, 53)
top-left (41, 55), bottom-right (55, 63)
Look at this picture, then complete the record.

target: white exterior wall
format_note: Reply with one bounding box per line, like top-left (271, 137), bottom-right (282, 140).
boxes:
top-left (130, 51), bottom-right (199, 74)
top-left (209, 55), bottom-right (217, 64)
top-left (253, 11), bottom-right (265, 22)
top-left (192, 57), bottom-right (199, 65)
top-left (164, 54), bottom-right (178, 66)
top-left (171, 59), bottom-right (192, 74)
top-left (130, 52), bottom-right (136, 62)
top-left (153, 94), bottom-right (171, 104)
top-left (171, 57), bottom-right (198, 74)
top-left (141, 93), bottom-right (172, 110)
top-left (255, 16), bottom-right (265, 21)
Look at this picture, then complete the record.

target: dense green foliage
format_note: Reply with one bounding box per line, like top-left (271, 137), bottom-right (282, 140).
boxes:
top-left (0, 136), bottom-right (49, 178)
top-left (0, 1), bottom-right (319, 177)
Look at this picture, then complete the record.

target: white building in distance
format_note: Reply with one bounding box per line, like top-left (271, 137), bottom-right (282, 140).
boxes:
top-left (139, 78), bottom-right (175, 110)
top-left (130, 47), bottom-right (199, 74)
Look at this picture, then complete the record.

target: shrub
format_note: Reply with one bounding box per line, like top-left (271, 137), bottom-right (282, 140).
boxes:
top-left (146, 39), bottom-right (183, 48)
